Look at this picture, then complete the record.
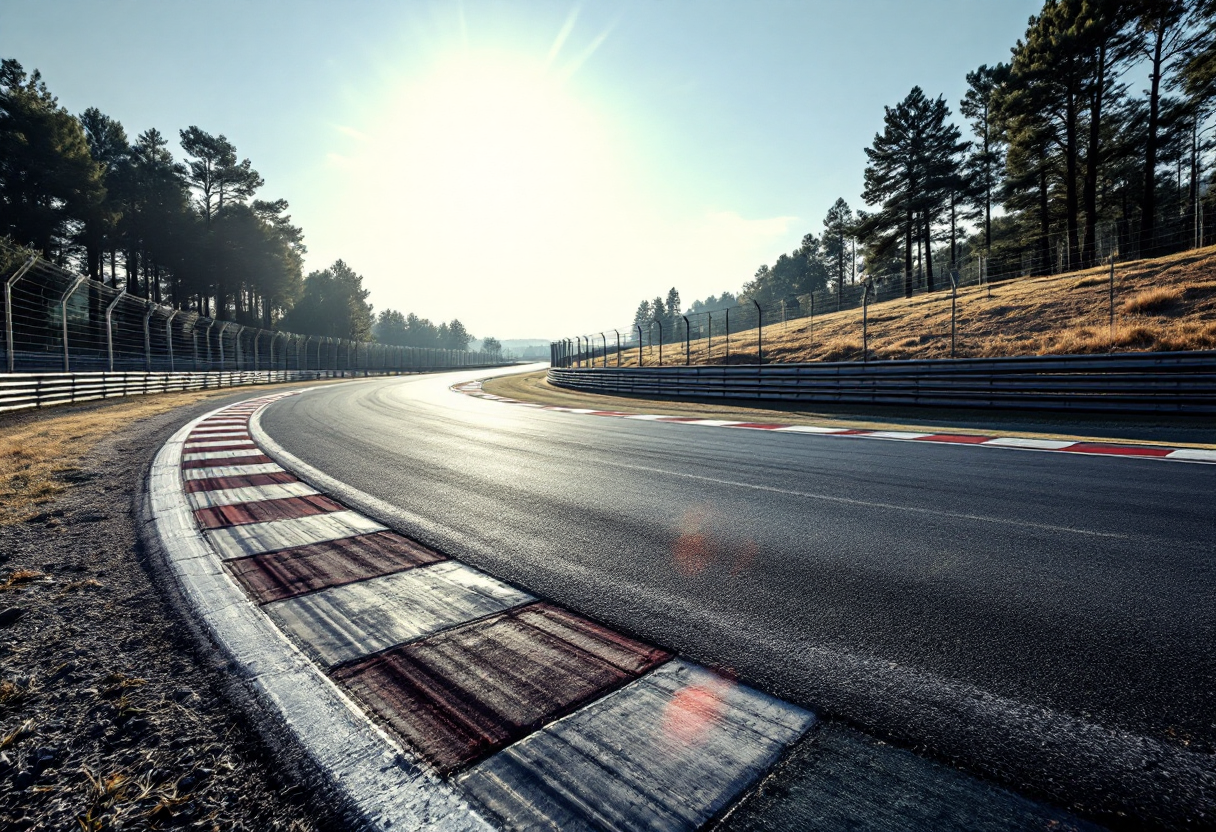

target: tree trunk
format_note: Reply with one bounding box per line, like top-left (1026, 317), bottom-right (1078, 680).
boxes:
top-left (903, 210), bottom-right (913, 298)
top-left (1140, 28), bottom-right (1164, 257)
top-left (126, 250), bottom-right (140, 297)
top-left (1064, 90), bottom-right (1081, 269)
top-left (983, 122), bottom-right (992, 252)
top-left (950, 192), bottom-right (957, 266)
top-left (923, 214), bottom-right (935, 292)
top-left (1083, 41), bottom-right (1108, 267)
top-left (1038, 165), bottom-right (1051, 276)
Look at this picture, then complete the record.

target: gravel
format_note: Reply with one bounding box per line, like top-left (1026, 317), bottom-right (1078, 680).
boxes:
top-left (0, 391), bottom-right (344, 831)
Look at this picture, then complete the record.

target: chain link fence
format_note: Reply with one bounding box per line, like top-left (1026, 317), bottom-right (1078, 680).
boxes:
top-left (1, 241), bottom-right (498, 375)
top-left (553, 214), bottom-right (1214, 368)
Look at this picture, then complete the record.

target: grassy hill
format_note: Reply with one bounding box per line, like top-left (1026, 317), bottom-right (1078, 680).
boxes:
top-left (610, 246), bottom-right (1216, 366)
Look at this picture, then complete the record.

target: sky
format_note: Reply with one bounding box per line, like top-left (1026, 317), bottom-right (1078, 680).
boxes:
top-left (1, 0), bottom-right (1043, 339)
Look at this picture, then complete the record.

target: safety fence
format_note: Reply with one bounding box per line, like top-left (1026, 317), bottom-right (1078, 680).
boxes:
top-left (0, 370), bottom-right (364, 414)
top-left (551, 214), bottom-right (1213, 369)
top-left (547, 351), bottom-right (1216, 415)
top-left (1, 242), bottom-right (503, 374)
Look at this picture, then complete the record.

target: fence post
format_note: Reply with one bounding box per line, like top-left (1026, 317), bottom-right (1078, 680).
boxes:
top-left (203, 319), bottom-right (214, 369)
top-left (59, 275), bottom-right (87, 372)
top-left (707, 312), bottom-right (712, 363)
top-left (725, 307), bottom-right (730, 363)
top-left (143, 302), bottom-right (155, 371)
top-left (682, 315), bottom-right (690, 365)
top-left (809, 294), bottom-right (814, 343)
top-left (949, 270), bottom-right (959, 359)
top-left (253, 330), bottom-right (260, 372)
top-left (862, 282), bottom-right (871, 363)
top-left (635, 325), bottom-right (642, 367)
top-left (753, 299), bottom-right (763, 364)
top-left (1109, 256), bottom-right (1116, 351)
top-left (104, 289), bottom-right (126, 372)
top-left (653, 319), bottom-right (663, 366)
top-left (4, 255), bottom-right (38, 373)
top-left (191, 323), bottom-right (199, 370)
top-left (217, 322), bottom-right (228, 370)
top-left (600, 333), bottom-right (608, 368)
top-left (614, 330), bottom-right (621, 367)
top-left (165, 309), bottom-right (178, 372)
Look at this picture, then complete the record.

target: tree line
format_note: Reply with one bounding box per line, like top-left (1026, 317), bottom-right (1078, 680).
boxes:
top-left (0, 57), bottom-right (480, 349)
top-left (630, 0), bottom-right (1215, 323)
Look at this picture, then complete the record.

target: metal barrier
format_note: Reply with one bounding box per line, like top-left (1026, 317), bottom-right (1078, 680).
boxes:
top-left (548, 351), bottom-right (1216, 415)
top-left (0, 367), bottom-right (506, 414)
top-left (0, 242), bottom-right (505, 375)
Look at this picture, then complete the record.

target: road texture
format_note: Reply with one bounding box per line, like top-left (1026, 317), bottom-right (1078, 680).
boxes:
top-left (259, 368), bottom-right (1216, 828)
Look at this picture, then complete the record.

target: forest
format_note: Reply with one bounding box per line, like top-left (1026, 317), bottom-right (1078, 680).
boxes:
top-left (0, 58), bottom-right (484, 351)
top-left (632, 0), bottom-right (1216, 331)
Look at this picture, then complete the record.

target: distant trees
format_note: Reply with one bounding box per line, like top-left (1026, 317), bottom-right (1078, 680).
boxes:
top-left (481, 336), bottom-right (502, 356)
top-left (661, 0), bottom-right (1216, 336)
top-left (821, 199), bottom-right (855, 298)
top-left (279, 260), bottom-right (373, 340)
top-left (373, 308), bottom-right (475, 349)
top-left (0, 60), bottom-right (103, 257)
top-left (0, 55), bottom-right (486, 348)
top-left (687, 292), bottom-right (738, 314)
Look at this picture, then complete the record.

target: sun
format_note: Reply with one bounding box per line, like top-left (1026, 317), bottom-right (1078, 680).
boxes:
top-left (356, 51), bottom-right (620, 255)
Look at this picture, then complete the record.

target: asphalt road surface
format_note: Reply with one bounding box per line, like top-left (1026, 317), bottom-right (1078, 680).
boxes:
top-left (260, 368), bottom-right (1216, 824)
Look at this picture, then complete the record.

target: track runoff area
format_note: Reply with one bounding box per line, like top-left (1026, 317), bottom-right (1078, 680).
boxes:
top-left (146, 381), bottom-right (1125, 831)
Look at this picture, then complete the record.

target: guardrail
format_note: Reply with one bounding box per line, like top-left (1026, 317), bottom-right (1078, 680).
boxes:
top-left (0, 368), bottom-right (443, 414)
top-left (547, 351), bottom-right (1216, 415)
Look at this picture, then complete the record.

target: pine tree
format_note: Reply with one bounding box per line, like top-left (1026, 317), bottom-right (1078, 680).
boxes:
top-left (822, 198), bottom-right (854, 298)
top-left (0, 59), bottom-right (104, 257)
top-left (860, 87), bottom-right (964, 296)
top-left (960, 64), bottom-right (1010, 254)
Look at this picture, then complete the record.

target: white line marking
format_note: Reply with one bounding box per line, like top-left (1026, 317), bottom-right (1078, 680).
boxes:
top-left (459, 659), bottom-right (814, 830)
top-left (1166, 448), bottom-right (1216, 462)
top-left (774, 425), bottom-right (850, 434)
top-left (265, 561), bottom-right (534, 667)
top-left (188, 482), bottom-right (319, 509)
top-left (183, 463), bottom-right (284, 480)
top-left (864, 430), bottom-right (934, 440)
top-left (205, 510), bottom-right (385, 559)
top-left (982, 437), bottom-right (1079, 450)
top-left (183, 448), bottom-right (268, 461)
top-left (184, 439), bottom-right (258, 450)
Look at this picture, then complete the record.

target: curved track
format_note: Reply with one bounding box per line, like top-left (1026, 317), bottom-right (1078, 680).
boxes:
top-left (259, 368), bottom-right (1216, 822)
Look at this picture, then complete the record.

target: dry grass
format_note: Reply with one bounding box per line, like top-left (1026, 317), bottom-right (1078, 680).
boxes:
top-left (1, 568), bottom-right (46, 589)
top-left (1121, 286), bottom-right (1183, 315)
top-left (602, 245), bottom-right (1216, 368)
top-left (0, 388), bottom-right (267, 525)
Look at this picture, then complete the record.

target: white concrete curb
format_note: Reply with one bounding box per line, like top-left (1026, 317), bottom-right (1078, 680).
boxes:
top-left (148, 393), bottom-right (496, 832)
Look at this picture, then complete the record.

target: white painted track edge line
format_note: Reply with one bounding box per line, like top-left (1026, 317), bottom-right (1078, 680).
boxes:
top-left (150, 393), bottom-right (495, 832)
top-left (453, 380), bottom-right (1216, 464)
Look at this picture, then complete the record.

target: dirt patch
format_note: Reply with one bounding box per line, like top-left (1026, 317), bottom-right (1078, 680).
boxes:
top-left (0, 379), bottom-right (361, 526)
top-left (0, 385), bottom-right (346, 831)
top-left (483, 370), bottom-right (1216, 449)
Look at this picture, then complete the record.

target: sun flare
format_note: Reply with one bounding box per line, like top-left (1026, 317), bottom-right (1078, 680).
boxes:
top-left (348, 52), bottom-right (622, 261)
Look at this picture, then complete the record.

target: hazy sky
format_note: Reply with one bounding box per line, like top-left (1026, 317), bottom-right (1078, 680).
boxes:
top-left (2, 0), bottom-right (1041, 339)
